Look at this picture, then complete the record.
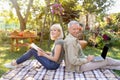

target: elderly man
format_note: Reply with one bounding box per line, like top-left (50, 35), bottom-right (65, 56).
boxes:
top-left (64, 20), bottom-right (120, 73)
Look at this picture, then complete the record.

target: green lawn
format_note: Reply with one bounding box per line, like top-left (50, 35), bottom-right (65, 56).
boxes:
top-left (0, 41), bottom-right (120, 77)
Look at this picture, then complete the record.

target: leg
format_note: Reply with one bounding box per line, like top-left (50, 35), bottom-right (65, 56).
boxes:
top-left (16, 48), bottom-right (37, 64)
top-left (5, 48), bottom-right (59, 70)
top-left (106, 57), bottom-right (120, 66)
top-left (29, 49), bottom-right (60, 70)
top-left (17, 48), bottom-right (59, 70)
top-left (80, 57), bottom-right (120, 72)
top-left (4, 48), bottom-right (37, 69)
top-left (33, 56), bottom-right (60, 70)
top-left (102, 57), bottom-right (120, 70)
top-left (80, 59), bottom-right (108, 72)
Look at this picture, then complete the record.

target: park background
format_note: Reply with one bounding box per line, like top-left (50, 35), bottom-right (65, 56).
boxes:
top-left (0, 0), bottom-right (120, 77)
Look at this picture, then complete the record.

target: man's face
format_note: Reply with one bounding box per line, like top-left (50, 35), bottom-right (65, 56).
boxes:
top-left (68, 24), bottom-right (79, 38)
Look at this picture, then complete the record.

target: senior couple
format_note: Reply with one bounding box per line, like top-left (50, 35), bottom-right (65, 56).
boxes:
top-left (4, 20), bottom-right (120, 73)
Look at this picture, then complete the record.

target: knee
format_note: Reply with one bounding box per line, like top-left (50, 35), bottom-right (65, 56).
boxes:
top-left (28, 48), bottom-right (37, 54)
top-left (31, 48), bottom-right (37, 52)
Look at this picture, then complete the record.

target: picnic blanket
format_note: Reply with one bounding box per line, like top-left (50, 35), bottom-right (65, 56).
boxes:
top-left (0, 60), bottom-right (119, 80)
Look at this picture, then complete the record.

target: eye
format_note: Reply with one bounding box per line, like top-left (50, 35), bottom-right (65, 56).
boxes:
top-left (54, 29), bottom-right (57, 31)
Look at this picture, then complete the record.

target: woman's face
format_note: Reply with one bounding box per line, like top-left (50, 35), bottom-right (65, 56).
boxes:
top-left (50, 28), bottom-right (60, 40)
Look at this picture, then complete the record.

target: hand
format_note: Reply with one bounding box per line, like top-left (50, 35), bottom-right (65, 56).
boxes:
top-left (46, 52), bottom-right (51, 55)
top-left (87, 55), bottom-right (94, 62)
top-left (37, 50), bottom-right (45, 56)
top-left (37, 48), bottom-right (44, 52)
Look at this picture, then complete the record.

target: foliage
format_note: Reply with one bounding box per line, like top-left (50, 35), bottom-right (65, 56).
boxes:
top-left (50, 3), bottom-right (64, 15)
top-left (79, 0), bottom-right (114, 14)
top-left (0, 0), bottom-right (119, 46)
top-left (78, 0), bottom-right (115, 28)
top-left (107, 13), bottom-right (120, 31)
top-left (0, 30), bottom-right (9, 44)
top-left (88, 12), bottom-right (120, 49)
top-left (96, 13), bottom-right (120, 30)
top-left (61, 0), bottom-right (80, 23)
top-left (10, 0), bottom-right (34, 31)
top-left (28, 0), bottom-right (46, 30)
top-left (87, 26), bottom-right (120, 49)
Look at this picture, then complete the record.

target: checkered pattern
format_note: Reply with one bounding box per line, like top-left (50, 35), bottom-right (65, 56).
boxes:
top-left (0, 60), bottom-right (119, 80)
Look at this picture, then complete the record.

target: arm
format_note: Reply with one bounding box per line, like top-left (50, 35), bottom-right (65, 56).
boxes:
top-left (30, 43), bottom-right (43, 51)
top-left (66, 40), bottom-right (88, 66)
top-left (46, 52), bottom-right (52, 55)
top-left (37, 44), bottom-right (62, 62)
top-left (79, 40), bottom-right (88, 49)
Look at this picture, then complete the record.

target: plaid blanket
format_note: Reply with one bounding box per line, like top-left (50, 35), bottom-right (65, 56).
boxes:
top-left (0, 60), bottom-right (119, 80)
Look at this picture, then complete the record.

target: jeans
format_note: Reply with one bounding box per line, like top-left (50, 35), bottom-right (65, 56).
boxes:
top-left (16, 48), bottom-right (60, 70)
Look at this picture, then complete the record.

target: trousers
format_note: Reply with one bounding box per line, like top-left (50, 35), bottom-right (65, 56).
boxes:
top-left (16, 48), bottom-right (60, 70)
top-left (80, 57), bottom-right (120, 72)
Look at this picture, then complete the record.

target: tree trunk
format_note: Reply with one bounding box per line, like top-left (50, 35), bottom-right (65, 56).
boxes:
top-left (59, 15), bottom-right (65, 38)
top-left (39, 0), bottom-right (50, 46)
top-left (10, 0), bottom-right (33, 31)
top-left (20, 20), bottom-right (26, 31)
top-left (85, 14), bottom-right (90, 30)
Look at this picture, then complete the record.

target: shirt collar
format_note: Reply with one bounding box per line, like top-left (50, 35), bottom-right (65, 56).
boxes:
top-left (68, 33), bottom-right (78, 40)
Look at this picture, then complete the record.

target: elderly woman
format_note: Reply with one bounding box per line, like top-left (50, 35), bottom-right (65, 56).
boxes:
top-left (4, 24), bottom-right (65, 70)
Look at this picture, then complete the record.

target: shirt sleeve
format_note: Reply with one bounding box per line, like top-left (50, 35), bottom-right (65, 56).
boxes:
top-left (55, 39), bottom-right (64, 46)
top-left (66, 39), bottom-right (88, 66)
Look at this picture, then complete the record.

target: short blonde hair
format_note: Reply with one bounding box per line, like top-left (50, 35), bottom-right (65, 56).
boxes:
top-left (50, 24), bottom-right (64, 40)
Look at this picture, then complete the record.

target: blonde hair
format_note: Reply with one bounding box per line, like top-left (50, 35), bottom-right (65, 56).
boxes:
top-left (50, 24), bottom-right (64, 40)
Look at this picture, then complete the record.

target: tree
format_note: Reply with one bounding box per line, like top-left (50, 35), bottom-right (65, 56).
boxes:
top-left (61, 0), bottom-right (80, 23)
top-left (10, 0), bottom-right (33, 31)
top-left (78, 0), bottom-right (114, 30)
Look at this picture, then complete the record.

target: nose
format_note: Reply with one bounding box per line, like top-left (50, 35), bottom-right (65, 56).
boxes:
top-left (75, 29), bottom-right (79, 33)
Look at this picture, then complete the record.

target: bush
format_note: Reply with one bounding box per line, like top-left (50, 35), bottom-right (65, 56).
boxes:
top-left (0, 30), bottom-right (9, 44)
top-left (86, 29), bottom-right (120, 49)
top-left (110, 37), bottom-right (120, 47)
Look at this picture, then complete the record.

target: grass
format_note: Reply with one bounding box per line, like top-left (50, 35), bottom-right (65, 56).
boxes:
top-left (0, 40), bottom-right (120, 77)
top-left (0, 40), bottom-right (53, 77)
top-left (0, 44), bottom-right (27, 77)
